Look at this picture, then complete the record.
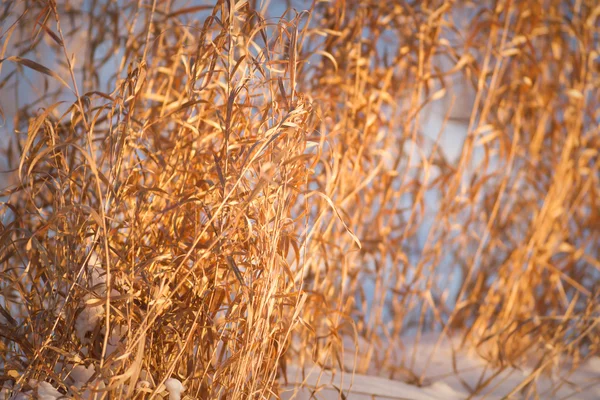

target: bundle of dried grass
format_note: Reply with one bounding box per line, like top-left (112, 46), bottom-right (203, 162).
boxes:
top-left (0, 0), bottom-right (598, 399)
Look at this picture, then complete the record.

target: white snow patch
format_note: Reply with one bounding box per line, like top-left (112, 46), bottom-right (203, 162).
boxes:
top-left (421, 381), bottom-right (463, 399)
top-left (104, 323), bottom-right (128, 357)
top-left (164, 378), bottom-right (186, 400)
top-left (75, 306), bottom-right (103, 343)
top-left (36, 382), bottom-right (63, 400)
top-left (282, 364), bottom-right (440, 400)
top-left (68, 364), bottom-right (96, 390)
top-left (75, 252), bottom-right (122, 345)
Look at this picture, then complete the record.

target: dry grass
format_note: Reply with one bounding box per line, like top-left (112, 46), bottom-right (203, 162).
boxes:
top-left (0, 0), bottom-right (599, 399)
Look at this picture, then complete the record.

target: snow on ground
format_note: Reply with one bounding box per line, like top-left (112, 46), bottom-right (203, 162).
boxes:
top-left (281, 334), bottom-right (600, 400)
top-left (3, 335), bottom-right (599, 399)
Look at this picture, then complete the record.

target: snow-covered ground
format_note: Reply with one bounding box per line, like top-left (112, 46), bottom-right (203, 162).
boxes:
top-left (5, 346), bottom-right (598, 400)
top-left (281, 334), bottom-right (600, 400)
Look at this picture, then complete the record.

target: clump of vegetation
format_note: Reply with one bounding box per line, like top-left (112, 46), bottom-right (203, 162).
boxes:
top-left (0, 0), bottom-right (598, 399)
